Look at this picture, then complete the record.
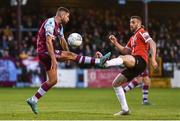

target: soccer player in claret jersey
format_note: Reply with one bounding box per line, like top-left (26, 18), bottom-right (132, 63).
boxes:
top-left (123, 68), bottom-right (152, 105)
top-left (103, 16), bottom-right (158, 115)
top-left (26, 7), bottom-right (111, 114)
top-left (139, 69), bottom-right (151, 105)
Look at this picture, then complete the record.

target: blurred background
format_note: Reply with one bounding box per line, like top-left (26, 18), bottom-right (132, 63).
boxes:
top-left (0, 0), bottom-right (180, 88)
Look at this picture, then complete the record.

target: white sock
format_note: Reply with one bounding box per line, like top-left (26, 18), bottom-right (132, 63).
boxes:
top-left (32, 96), bottom-right (38, 103)
top-left (114, 86), bottom-right (129, 111)
top-left (105, 57), bottom-right (123, 67)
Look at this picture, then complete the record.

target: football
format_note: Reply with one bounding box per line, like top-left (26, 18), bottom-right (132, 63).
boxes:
top-left (67, 33), bottom-right (82, 47)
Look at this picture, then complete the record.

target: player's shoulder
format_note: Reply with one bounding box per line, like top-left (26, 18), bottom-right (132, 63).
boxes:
top-left (44, 17), bottom-right (55, 26)
top-left (138, 27), bottom-right (147, 34)
top-left (138, 27), bottom-right (152, 42)
top-left (137, 28), bottom-right (150, 37)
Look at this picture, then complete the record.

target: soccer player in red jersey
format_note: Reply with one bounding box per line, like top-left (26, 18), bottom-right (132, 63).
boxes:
top-left (26, 7), bottom-right (111, 114)
top-left (96, 53), bottom-right (151, 105)
top-left (104, 16), bottom-right (158, 115)
top-left (96, 53), bottom-right (152, 105)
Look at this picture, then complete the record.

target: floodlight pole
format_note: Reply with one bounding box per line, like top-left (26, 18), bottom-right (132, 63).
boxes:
top-left (144, 0), bottom-right (149, 30)
top-left (16, 0), bottom-right (22, 52)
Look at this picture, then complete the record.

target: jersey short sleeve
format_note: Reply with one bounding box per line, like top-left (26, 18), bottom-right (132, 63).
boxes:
top-left (139, 31), bottom-right (152, 43)
top-left (44, 18), bottom-right (55, 38)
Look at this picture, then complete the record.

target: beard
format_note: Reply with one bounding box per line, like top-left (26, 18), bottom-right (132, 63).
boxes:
top-left (61, 19), bottom-right (68, 25)
top-left (130, 26), bottom-right (138, 33)
top-left (130, 28), bottom-right (135, 33)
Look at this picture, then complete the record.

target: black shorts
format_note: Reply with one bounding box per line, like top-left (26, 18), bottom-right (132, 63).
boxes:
top-left (121, 55), bottom-right (147, 81)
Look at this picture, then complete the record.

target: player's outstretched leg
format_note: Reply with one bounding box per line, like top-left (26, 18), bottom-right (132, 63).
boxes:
top-left (99, 52), bottom-right (111, 67)
top-left (75, 52), bottom-right (111, 66)
top-left (59, 51), bottom-right (111, 67)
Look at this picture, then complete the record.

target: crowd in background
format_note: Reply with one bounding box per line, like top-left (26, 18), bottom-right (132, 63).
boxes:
top-left (0, 7), bottom-right (180, 69)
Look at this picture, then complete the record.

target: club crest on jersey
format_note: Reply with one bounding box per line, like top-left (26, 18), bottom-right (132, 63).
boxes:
top-left (57, 28), bottom-right (60, 33)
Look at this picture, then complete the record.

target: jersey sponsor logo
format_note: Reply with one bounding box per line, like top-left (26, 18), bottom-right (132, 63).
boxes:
top-left (49, 21), bottom-right (52, 25)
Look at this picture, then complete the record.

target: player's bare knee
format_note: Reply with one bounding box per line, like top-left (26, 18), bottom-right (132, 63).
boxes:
top-left (112, 81), bottom-right (119, 87)
top-left (144, 77), bottom-right (151, 85)
top-left (112, 82), bottom-right (115, 87)
top-left (123, 55), bottom-right (135, 67)
top-left (112, 74), bottom-right (127, 87)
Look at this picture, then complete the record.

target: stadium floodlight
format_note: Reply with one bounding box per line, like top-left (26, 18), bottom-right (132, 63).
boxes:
top-left (128, 0), bottom-right (180, 2)
top-left (118, 0), bottom-right (126, 4)
top-left (150, 0), bottom-right (180, 2)
top-left (10, 0), bottom-right (28, 6)
top-left (144, 0), bottom-right (151, 3)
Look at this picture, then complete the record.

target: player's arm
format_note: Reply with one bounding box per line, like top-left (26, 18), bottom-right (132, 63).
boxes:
top-left (59, 37), bottom-right (69, 51)
top-left (58, 26), bottom-right (69, 51)
top-left (46, 36), bottom-right (57, 70)
top-left (148, 39), bottom-right (158, 69)
top-left (140, 31), bottom-right (158, 69)
top-left (44, 20), bottom-right (57, 70)
top-left (109, 35), bottom-right (131, 55)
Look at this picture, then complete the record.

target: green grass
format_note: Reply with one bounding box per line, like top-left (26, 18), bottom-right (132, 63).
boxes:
top-left (0, 87), bottom-right (180, 120)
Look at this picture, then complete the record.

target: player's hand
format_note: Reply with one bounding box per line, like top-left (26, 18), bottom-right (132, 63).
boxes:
top-left (95, 51), bottom-right (103, 58)
top-left (109, 35), bottom-right (118, 45)
top-left (51, 58), bottom-right (57, 70)
top-left (151, 58), bottom-right (158, 69)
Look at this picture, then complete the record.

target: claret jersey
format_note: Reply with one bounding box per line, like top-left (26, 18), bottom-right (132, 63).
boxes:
top-left (37, 17), bottom-right (64, 54)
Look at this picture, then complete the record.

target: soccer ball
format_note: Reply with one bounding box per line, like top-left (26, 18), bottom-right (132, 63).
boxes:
top-left (67, 33), bottom-right (82, 47)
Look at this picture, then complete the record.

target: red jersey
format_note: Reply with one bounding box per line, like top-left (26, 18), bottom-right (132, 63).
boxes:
top-left (37, 17), bottom-right (64, 54)
top-left (125, 28), bottom-right (152, 63)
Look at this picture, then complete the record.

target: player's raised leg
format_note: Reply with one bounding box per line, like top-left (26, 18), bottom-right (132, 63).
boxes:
top-left (58, 51), bottom-right (111, 66)
top-left (105, 55), bottom-right (136, 68)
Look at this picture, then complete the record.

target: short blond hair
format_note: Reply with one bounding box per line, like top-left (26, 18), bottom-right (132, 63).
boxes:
top-left (57, 7), bottom-right (69, 13)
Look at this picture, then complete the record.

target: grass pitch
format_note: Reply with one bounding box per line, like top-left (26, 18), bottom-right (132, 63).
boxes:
top-left (0, 87), bottom-right (180, 120)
